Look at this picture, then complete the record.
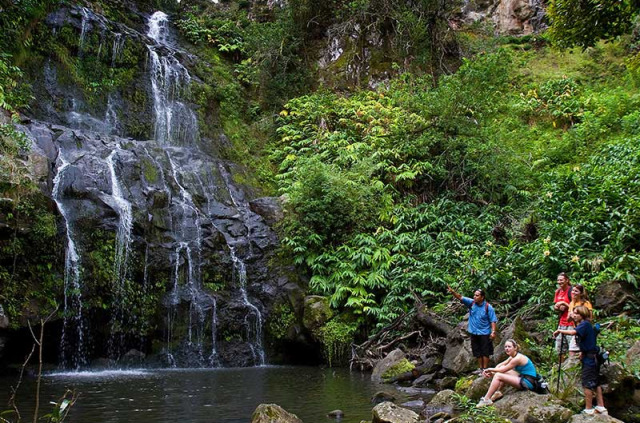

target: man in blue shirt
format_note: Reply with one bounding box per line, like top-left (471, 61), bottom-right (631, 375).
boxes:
top-left (448, 286), bottom-right (498, 372)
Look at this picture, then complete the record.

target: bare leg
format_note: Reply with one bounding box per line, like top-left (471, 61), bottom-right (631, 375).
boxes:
top-left (595, 386), bottom-right (605, 407)
top-left (584, 387), bottom-right (594, 409)
top-left (482, 356), bottom-right (490, 369)
top-left (484, 372), bottom-right (521, 400)
top-left (477, 357), bottom-right (483, 370)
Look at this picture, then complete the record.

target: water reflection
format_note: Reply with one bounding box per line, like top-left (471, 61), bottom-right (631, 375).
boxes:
top-left (1, 367), bottom-right (405, 423)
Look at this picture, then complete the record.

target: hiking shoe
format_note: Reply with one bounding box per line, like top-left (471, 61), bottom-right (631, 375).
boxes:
top-left (476, 398), bottom-right (493, 408)
top-left (582, 408), bottom-right (596, 415)
top-left (490, 390), bottom-right (504, 402)
top-left (595, 406), bottom-right (608, 415)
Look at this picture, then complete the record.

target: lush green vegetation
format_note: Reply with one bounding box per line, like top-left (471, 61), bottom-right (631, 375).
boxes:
top-left (271, 31), bottom-right (640, 342)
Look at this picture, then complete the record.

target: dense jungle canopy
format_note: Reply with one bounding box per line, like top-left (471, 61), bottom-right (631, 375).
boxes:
top-left (0, 0), bottom-right (639, 372)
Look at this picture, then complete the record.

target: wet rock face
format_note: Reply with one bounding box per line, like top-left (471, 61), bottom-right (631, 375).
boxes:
top-left (461, 0), bottom-right (546, 35)
top-left (19, 120), bottom-right (286, 367)
top-left (6, 1), bottom-right (303, 368)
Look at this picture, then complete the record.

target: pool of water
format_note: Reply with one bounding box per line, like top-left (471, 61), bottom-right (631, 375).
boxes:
top-left (0, 366), bottom-right (414, 423)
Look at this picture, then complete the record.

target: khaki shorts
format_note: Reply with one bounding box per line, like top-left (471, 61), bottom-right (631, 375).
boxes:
top-left (556, 325), bottom-right (574, 353)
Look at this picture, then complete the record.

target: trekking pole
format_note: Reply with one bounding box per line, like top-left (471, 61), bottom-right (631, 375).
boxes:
top-left (556, 333), bottom-right (565, 393)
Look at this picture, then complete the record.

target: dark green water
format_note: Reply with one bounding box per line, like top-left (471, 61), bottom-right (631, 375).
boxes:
top-left (0, 366), bottom-right (411, 423)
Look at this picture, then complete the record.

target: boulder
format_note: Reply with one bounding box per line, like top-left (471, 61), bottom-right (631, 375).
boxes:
top-left (371, 391), bottom-right (397, 404)
top-left (380, 358), bottom-right (415, 383)
top-left (595, 281), bottom-right (637, 315)
top-left (249, 197), bottom-right (284, 226)
top-left (464, 375), bottom-right (491, 400)
top-left (493, 390), bottom-right (574, 423)
top-left (442, 322), bottom-right (476, 374)
top-left (327, 410), bottom-right (344, 419)
top-left (428, 389), bottom-right (457, 407)
top-left (434, 376), bottom-right (458, 391)
top-left (568, 413), bottom-right (626, 423)
top-left (371, 349), bottom-right (406, 383)
top-left (302, 296), bottom-right (333, 336)
top-left (493, 316), bottom-right (536, 363)
top-left (600, 362), bottom-right (639, 409)
top-left (251, 404), bottom-right (303, 423)
top-left (626, 340), bottom-right (640, 367)
top-left (372, 402), bottom-right (420, 423)
top-left (412, 373), bottom-right (435, 387)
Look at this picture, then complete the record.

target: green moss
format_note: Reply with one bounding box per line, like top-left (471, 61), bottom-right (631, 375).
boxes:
top-left (455, 375), bottom-right (474, 393)
top-left (381, 358), bottom-right (415, 382)
top-left (141, 157), bottom-right (158, 184)
top-left (267, 302), bottom-right (296, 340)
top-left (318, 318), bottom-right (357, 367)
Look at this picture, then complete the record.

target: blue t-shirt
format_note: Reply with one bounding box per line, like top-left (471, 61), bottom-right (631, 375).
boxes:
top-left (461, 297), bottom-right (498, 335)
top-left (575, 320), bottom-right (598, 367)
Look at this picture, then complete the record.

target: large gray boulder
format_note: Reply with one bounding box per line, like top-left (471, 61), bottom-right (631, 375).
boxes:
top-left (442, 322), bottom-right (476, 374)
top-left (568, 413), bottom-right (626, 423)
top-left (427, 389), bottom-right (457, 407)
top-left (595, 281), bottom-right (637, 315)
top-left (625, 340), bottom-right (640, 367)
top-left (493, 390), bottom-right (573, 423)
top-left (600, 362), bottom-right (639, 409)
top-left (464, 376), bottom-right (491, 401)
top-left (371, 349), bottom-right (406, 383)
top-left (249, 197), bottom-right (284, 226)
top-left (493, 316), bottom-right (536, 364)
top-left (251, 404), bottom-right (303, 423)
top-left (372, 402), bottom-right (420, 423)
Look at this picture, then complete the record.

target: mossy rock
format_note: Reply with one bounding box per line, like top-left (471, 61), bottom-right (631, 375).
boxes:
top-left (455, 375), bottom-right (475, 393)
top-left (381, 358), bottom-right (415, 382)
top-left (302, 295), bottom-right (333, 334)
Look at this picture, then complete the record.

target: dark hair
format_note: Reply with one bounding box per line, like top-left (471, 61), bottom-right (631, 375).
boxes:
top-left (557, 272), bottom-right (570, 281)
top-left (572, 284), bottom-right (589, 301)
top-left (474, 288), bottom-right (486, 298)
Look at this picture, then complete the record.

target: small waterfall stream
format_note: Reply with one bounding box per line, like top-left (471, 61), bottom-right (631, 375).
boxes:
top-left (52, 154), bottom-right (86, 369)
top-left (106, 145), bottom-right (133, 357)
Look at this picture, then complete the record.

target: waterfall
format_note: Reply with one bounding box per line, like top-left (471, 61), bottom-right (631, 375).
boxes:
top-left (147, 12), bottom-right (199, 147)
top-left (52, 154), bottom-right (87, 369)
top-left (217, 163), bottom-right (266, 365)
top-left (106, 145), bottom-right (133, 357)
top-left (111, 33), bottom-right (125, 66)
top-left (78, 7), bottom-right (90, 51)
top-left (230, 247), bottom-right (265, 366)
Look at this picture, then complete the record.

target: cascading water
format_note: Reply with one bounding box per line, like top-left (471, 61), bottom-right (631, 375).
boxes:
top-left (229, 247), bottom-right (265, 365)
top-left (106, 145), bottom-right (133, 357)
top-left (78, 7), bottom-right (90, 51)
top-left (32, 4), bottom-right (275, 369)
top-left (146, 12), bottom-right (199, 147)
top-left (52, 154), bottom-right (87, 369)
top-left (219, 164), bottom-right (265, 364)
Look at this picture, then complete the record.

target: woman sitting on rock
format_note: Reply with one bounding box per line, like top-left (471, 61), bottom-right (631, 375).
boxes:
top-left (476, 339), bottom-right (538, 407)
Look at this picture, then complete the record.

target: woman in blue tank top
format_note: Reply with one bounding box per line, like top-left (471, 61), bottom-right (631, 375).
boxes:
top-left (477, 338), bottom-right (538, 407)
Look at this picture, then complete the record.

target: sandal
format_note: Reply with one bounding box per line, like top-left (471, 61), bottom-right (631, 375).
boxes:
top-left (490, 391), bottom-right (503, 402)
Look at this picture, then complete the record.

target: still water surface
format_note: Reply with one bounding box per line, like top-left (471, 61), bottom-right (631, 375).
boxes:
top-left (1, 366), bottom-right (405, 423)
